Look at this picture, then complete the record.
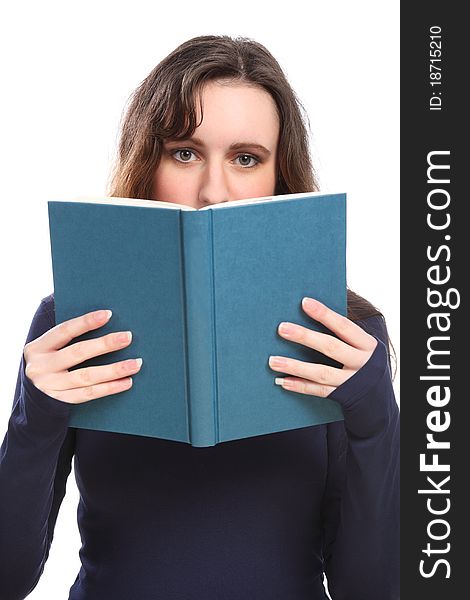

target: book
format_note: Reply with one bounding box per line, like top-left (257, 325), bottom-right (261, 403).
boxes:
top-left (47, 191), bottom-right (347, 447)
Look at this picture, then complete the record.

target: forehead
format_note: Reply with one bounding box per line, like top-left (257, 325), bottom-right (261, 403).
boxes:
top-left (192, 81), bottom-right (279, 145)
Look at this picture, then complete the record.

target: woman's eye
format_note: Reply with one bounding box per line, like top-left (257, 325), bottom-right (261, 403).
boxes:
top-left (235, 154), bottom-right (259, 168)
top-left (171, 149), bottom-right (259, 168)
top-left (172, 149), bottom-right (196, 163)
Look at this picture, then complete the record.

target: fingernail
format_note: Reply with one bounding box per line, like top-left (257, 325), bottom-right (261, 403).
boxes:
top-left (269, 356), bottom-right (286, 368)
top-left (118, 331), bottom-right (132, 343)
top-left (275, 378), bottom-right (294, 389)
top-left (278, 322), bottom-right (294, 335)
top-left (95, 309), bottom-right (112, 321)
top-left (302, 297), bottom-right (319, 309)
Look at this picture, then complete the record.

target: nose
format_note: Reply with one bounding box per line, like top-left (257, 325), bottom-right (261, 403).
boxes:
top-left (198, 160), bottom-right (230, 207)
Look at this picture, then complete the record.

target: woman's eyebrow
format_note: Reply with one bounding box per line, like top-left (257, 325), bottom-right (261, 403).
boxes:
top-left (229, 142), bottom-right (272, 156)
top-left (164, 136), bottom-right (271, 156)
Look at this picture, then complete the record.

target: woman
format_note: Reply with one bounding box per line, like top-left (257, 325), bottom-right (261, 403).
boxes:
top-left (0, 35), bottom-right (399, 599)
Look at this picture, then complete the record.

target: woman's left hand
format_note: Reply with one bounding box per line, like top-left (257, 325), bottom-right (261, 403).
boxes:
top-left (268, 296), bottom-right (378, 397)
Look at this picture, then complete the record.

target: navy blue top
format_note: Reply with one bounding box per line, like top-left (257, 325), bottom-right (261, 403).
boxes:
top-left (0, 294), bottom-right (399, 600)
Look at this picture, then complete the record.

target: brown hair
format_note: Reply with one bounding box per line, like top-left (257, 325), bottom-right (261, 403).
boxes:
top-left (107, 35), bottom-right (396, 378)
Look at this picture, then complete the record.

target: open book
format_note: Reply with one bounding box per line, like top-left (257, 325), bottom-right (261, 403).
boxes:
top-left (47, 191), bottom-right (346, 446)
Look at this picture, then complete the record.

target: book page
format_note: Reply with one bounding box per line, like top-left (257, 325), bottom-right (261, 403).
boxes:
top-left (51, 196), bottom-right (196, 210)
top-left (49, 190), bottom-right (342, 210)
top-left (202, 190), bottom-right (339, 210)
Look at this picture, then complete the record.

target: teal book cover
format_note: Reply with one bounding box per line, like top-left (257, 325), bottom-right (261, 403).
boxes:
top-left (48, 191), bottom-right (347, 447)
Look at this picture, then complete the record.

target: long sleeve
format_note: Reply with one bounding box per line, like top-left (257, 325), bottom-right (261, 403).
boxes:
top-left (0, 297), bottom-right (76, 600)
top-left (321, 315), bottom-right (400, 599)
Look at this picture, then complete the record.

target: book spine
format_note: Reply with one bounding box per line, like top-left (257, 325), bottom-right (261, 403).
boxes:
top-left (180, 210), bottom-right (218, 447)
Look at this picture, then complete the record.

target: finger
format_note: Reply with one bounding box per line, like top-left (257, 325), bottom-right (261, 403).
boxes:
top-left (53, 330), bottom-right (133, 372)
top-left (48, 376), bottom-right (134, 405)
top-left (301, 297), bottom-right (377, 351)
top-left (40, 358), bottom-right (143, 391)
top-left (277, 322), bottom-right (364, 368)
top-left (268, 355), bottom-right (354, 387)
top-left (31, 309), bottom-right (113, 353)
top-left (275, 376), bottom-right (335, 398)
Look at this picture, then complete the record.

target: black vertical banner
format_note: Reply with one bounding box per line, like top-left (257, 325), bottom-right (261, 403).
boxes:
top-left (401, 3), bottom-right (467, 598)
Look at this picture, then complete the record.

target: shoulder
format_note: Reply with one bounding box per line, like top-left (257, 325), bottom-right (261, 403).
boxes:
top-left (40, 292), bottom-right (55, 307)
top-left (23, 293), bottom-right (55, 344)
top-left (32, 293), bottom-right (56, 330)
top-left (40, 292), bottom-right (55, 313)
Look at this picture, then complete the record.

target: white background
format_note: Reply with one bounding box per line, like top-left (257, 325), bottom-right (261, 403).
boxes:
top-left (0, 1), bottom-right (399, 597)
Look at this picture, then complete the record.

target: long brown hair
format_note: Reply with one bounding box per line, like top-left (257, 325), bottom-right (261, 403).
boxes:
top-left (107, 35), bottom-right (396, 378)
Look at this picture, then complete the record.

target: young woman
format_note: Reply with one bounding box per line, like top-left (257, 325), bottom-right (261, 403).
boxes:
top-left (0, 35), bottom-right (399, 599)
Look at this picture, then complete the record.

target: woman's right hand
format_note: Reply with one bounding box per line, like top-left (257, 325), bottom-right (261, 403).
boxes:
top-left (23, 309), bottom-right (142, 404)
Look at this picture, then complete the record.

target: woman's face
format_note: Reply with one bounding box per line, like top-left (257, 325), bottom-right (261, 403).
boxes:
top-left (151, 81), bottom-right (280, 208)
